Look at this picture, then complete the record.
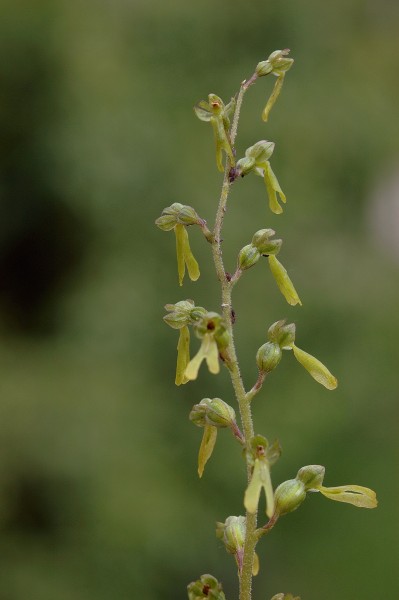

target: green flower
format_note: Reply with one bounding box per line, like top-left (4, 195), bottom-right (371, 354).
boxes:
top-left (156, 203), bottom-right (201, 286)
top-left (236, 141), bottom-right (287, 214)
top-left (185, 312), bottom-right (229, 380)
top-left (163, 301), bottom-right (206, 386)
top-left (194, 94), bottom-right (235, 172)
top-left (255, 49), bottom-right (294, 122)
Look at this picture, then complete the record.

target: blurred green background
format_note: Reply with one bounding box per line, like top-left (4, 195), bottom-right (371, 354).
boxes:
top-left (0, 1), bottom-right (398, 599)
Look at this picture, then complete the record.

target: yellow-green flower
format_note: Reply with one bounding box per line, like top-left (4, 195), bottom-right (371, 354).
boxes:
top-left (194, 94), bottom-right (235, 172)
top-left (236, 141), bottom-right (287, 215)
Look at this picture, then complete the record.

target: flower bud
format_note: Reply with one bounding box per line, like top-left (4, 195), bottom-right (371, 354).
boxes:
top-left (267, 320), bottom-right (296, 349)
top-left (238, 244), bottom-right (260, 270)
top-left (274, 479), bottom-right (306, 516)
top-left (187, 574), bottom-right (226, 600)
top-left (256, 342), bottom-right (282, 373)
top-left (216, 515), bottom-right (246, 555)
top-left (190, 398), bottom-right (236, 429)
top-left (296, 465), bottom-right (325, 490)
top-left (271, 594), bottom-right (300, 600)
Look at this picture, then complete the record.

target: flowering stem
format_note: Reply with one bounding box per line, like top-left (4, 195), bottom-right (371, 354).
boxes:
top-left (211, 77), bottom-right (258, 600)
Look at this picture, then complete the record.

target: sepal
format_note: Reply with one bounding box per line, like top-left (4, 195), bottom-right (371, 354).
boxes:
top-left (190, 398), bottom-right (236, 429)
top-left (267, 320), bottom-right (296, 349)
top-left (252, 229), bottom-right (282, 255)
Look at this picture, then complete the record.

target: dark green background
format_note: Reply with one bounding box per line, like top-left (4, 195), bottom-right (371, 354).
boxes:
top-left (0, 1), bottom-right (398, 598)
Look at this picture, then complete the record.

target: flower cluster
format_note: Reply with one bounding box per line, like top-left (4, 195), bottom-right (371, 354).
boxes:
top-left (236, 141), bottom-right (286, 214)
top-left (256, 320), bottom-right (338, 390)
top-left (238, 228), bottom-right (301, 306)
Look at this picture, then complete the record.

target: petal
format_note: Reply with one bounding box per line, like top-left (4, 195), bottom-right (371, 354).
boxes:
top-left (174, 224), bottom-right (186, 286)
top-left (175, 326), bottom-right (190, 386)
top-left (194, 100), bottom-right (212, 121)
top-left (204, 335), bottom-right (220, 374)
top-left (319, 485), bottom-right (378, 509)
top-left (182, 228), bottom-right (200, 282)
top-left (266, 161), bottom-right (286, 203)
top-left (198, 424), bottom-right (217, 478)
top-left (185, 341), bottom-right (207, 381)
top-left (258, 460), bottom-right (275, 518)
top-left (263, 162), bottom-right (283, 214)
top-left (293, 345), bottom-right (338, 390)
top-left (244, 459), bottom-right (263, 514)
top-left (268, 255), bottom-right (302, 306)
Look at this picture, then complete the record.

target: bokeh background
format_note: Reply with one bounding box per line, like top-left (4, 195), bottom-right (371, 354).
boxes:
top-left (0, 1), bottom-right (398, 599)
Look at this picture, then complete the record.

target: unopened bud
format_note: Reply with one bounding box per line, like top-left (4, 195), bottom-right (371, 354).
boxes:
top-left (216, 515), bottom-right (246, 555)
top-left (238, 244), bottom-right (260, 270)
top-left (256, 342), bottom-right (282, 373)
top-left (274, 479), bottom-right (306, 516)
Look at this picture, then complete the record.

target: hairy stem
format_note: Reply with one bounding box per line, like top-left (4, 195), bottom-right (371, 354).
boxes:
top-left (211, 79), bottom-right (258, 600)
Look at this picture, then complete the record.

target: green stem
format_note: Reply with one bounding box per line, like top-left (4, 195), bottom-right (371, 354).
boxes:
top-left (211, 79), bottom-right (258, 600)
